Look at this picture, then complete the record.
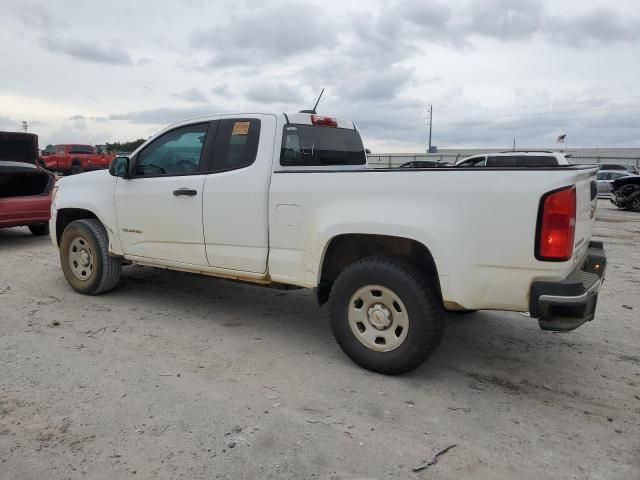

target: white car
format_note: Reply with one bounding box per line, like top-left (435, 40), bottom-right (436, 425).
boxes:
top-left (50, 112), bottom-right (605, 374)
top-left (456, 151), bottom-right (572, 167)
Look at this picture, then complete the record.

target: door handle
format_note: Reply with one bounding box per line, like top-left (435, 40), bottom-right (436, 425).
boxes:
top-left (173, 188), bottom-right (198, 196)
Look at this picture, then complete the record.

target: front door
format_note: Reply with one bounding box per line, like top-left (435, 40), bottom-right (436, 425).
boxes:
top-left (115, 122), bottom-right (214, 266)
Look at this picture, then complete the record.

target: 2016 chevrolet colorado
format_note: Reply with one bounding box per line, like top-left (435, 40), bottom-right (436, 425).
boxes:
top-left (50, 112), bottom-right (606, 374)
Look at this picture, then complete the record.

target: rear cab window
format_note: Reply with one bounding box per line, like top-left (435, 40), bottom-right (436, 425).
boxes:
top-left (280, 124), bottom-right (366, 167)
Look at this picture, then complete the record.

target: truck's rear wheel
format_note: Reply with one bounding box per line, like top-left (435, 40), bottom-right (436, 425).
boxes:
top-left (328, 256), bottom-right (444, 375)
top-left (71, 164), bottom-right (83, 175)
top-left (60, 219), bottom-right (121, 295)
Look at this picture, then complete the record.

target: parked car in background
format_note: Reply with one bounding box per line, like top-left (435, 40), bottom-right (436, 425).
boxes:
top-left (456, 151), bottom-right (571, 167)
top-left (50, 112), bottom-right (605, 374)
top-left (596, 170), bottom-right (634, 197)
top-left (41, 144), bottom-right (113, 175)
top-left (0, 132), bottom-right (56, 235)
top-left (399, 160), bottom-right (451, 168)
top-left (599, 163), bottom-right (639, 175)
top-left (611, 175), bottom-right (640, 212)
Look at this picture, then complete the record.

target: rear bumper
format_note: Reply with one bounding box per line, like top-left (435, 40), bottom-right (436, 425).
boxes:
top-left (529, 241), bottom-right (606, 332)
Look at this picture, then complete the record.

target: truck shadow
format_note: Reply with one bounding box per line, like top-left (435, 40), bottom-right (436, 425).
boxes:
top-left (110, 265), bottom-right (586, 390)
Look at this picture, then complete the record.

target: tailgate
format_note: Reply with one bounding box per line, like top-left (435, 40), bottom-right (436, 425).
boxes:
top-left (572, 168), bottom-right (598, 262)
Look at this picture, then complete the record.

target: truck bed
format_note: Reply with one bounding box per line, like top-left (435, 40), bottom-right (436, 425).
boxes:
top-left (269, 165), bottom-right (598, 311)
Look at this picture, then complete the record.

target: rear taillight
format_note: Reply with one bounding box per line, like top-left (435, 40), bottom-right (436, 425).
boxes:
top-left (311, 115), bottom-right (338, 127)
top-left (536, 186), bottom-right (576, 261)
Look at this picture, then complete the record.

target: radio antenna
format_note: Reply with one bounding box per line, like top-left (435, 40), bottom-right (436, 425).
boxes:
top-left (298, 88), bottom-right (325, 114)
top-left (312, 88), bottom-right (325, 113)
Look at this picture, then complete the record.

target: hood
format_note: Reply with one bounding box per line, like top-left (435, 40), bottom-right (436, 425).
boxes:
top-left (0, 131), bottom-right (39, 166)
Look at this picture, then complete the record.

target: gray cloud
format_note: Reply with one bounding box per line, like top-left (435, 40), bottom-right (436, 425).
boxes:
top-left (0, 116), bottom-right (19, 130)
top-left (468, 0), bottom-right (544, 40)
top-left (39, 36), bottom-right (132, 65)
top-left (190, 1), bottom-right (330, 68)
top-left (174, 88), bottom-right (209, 103)
top-left (347, 68), bottom-right (413, 101)
top-left (546, 8), bottom-right (640, 47)
top-left (246, 83), bottom-right (305, 105)
top-left (110, 105), bottom-right (221, 125)
top-left (211, 84), bottom-right (231, 97)
top-left (9, 1), bottom-right (64, 31)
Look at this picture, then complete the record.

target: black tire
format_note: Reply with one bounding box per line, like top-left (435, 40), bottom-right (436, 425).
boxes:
top-left (71, 163), bottom-right (83, 175)
top-left (328, 256), bottom-right (444, 375)
top-left (60, 219), bottom-right (121, 295)
top-left (28, 223), bottom-right (49, 236)
top-left (628, 191), bottom-right (640, 213)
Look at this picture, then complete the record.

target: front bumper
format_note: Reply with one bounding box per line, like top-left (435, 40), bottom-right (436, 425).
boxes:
top-left (530, 241), bottom-right (607, 332)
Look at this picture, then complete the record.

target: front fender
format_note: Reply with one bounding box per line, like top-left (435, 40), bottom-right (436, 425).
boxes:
top-left (52, 171), bottom-right (123, 255)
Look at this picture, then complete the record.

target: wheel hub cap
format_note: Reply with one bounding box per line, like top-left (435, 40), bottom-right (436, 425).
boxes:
top-left (347, 285), bottom-right (410, 352)
top-left (79, 250), bottom-right (90, 266)
top-left (68, 236), bottom-right (95, 281)
top-left (367, 304), bottom-right (392, 330)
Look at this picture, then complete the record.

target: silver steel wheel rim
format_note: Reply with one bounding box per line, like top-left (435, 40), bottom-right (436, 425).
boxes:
top-left (347, 285), bottom-right (409, 352)
top-left (68, 237), bottom-right (95, 281)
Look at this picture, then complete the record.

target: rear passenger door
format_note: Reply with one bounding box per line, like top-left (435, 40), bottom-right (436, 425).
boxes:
top-left (202, 114), bottom-right (276, 274)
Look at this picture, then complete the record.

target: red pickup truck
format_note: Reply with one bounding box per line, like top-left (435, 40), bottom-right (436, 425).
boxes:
top-left (41, 144), bottom-right (113, 175)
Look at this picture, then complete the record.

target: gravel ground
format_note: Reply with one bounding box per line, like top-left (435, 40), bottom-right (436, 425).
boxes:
top-left (1, 201), bottom-right (639, 480)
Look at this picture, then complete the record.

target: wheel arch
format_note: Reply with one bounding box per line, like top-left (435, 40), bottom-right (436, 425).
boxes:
top-left (316, 233), bottom-right (442, 305)
top-left (55, 208), bottom-right (99, 245)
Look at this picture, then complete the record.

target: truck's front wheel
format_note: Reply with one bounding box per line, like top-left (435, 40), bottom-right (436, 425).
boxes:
top-left (60, 219), bottom-right (121, 295)
top-left (328, 256), bottom-right (444, 375)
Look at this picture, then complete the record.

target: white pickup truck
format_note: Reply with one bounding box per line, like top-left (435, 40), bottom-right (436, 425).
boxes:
top-left (50, 112), bottom-right (606, 374)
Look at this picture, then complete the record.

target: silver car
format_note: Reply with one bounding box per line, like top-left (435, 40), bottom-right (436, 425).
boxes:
top-left (597, 170), bottom-right (635, 197)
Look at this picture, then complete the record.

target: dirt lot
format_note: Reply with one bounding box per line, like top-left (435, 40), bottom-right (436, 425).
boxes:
top-left (1, 201), bottom-right (639, 480)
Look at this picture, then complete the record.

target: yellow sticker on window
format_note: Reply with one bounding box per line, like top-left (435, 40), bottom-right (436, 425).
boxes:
top-left (232, 121), bottom-right (250, 135)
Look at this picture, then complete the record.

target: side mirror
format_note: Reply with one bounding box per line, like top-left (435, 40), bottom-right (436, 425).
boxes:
top-left (109, 156), bottom-right (130, 178)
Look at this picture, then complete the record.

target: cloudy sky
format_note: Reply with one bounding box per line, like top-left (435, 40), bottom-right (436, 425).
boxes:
top-left (1, 0), bottom-right (639, 152)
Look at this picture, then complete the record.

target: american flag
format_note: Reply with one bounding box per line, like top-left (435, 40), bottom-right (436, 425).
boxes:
top-left (557, 134), bottom-right (566, 143)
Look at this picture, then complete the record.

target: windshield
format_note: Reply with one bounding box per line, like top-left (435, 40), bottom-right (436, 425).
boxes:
top-left (280, 124), bottom-right (366, 167)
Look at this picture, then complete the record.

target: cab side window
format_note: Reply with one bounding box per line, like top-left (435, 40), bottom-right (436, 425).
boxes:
top-left (135, 123), bottom-right (208, 177)
top-left (210, 119), bottom-right (261, 172)
top-left (57, 145), bottom-right (65, 155)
